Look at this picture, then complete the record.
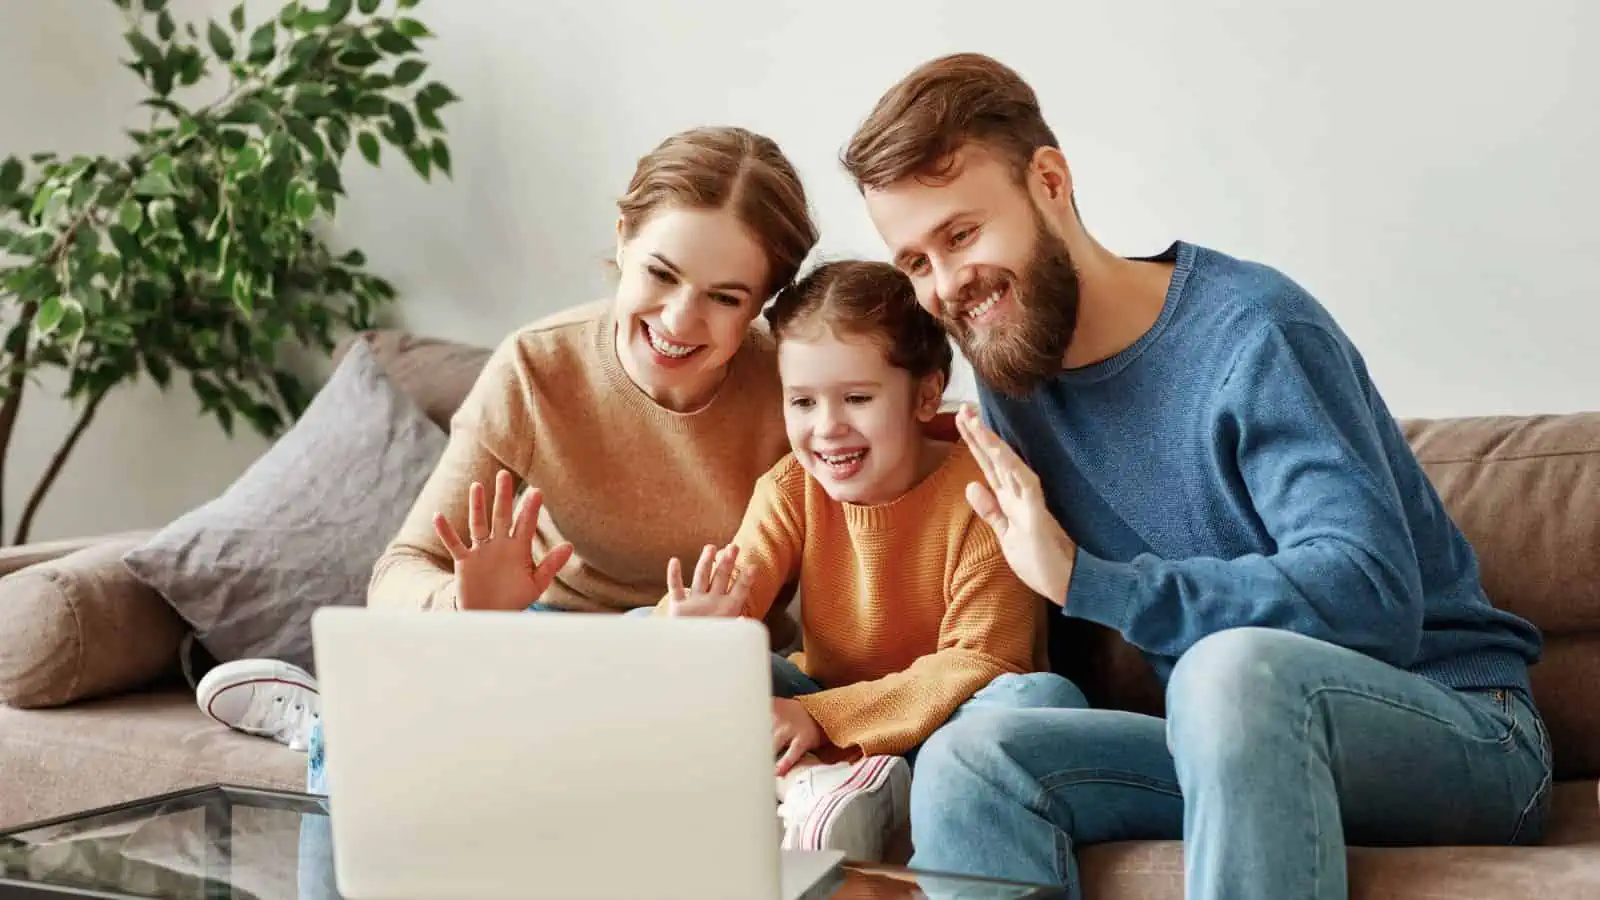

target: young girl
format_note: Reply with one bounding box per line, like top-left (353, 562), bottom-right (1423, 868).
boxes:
top-left (662, 260), bottom-right (1082, 861)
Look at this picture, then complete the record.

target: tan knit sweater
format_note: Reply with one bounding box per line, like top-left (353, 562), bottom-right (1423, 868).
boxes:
top-left (731, 445), bottom-right (1050, 757)
top-left (368, 300), bottom-right (794, 635)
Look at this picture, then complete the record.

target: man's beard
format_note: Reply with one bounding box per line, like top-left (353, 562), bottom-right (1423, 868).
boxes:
top-left (943, 212), bottom-right (1080, 398)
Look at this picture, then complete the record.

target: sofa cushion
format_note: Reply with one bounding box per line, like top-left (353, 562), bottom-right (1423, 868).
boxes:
top-left (0, 687), bottom-right (304, 829)
top-left (1078, 780), bottom-right (1600, 900)
top-left (334, 330), bottom-right (491, 433)
top-left (122, 340), bottom-right (448, 674)
top-left (1404, 413), bottom-right (1600, 634)
top-left (0, 536), bottom-right (187, 709)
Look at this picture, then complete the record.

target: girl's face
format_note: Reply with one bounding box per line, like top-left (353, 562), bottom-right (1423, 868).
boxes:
top-left (778, 326), bottom-right (945, 505)
top-left (612, 206), bottom-right (770, 412)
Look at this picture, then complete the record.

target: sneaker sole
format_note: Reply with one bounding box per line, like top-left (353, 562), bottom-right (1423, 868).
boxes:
top-left (801, 755), bottom-right (910, 855)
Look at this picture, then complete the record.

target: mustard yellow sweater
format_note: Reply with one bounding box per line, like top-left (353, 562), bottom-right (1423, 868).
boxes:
top-left (368, 300), bottom-right (795, 643)
top-left (732, 445), bottom-right (1048, 757)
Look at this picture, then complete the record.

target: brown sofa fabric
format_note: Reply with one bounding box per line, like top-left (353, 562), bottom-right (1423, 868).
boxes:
top-left (0, 537), bottom-right (187, 709)
top-left (1404, 413), bottom-right (1600, 634)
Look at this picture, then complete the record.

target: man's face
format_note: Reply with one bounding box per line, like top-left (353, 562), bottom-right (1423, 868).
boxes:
top-left (863, 146), bottom-right (1079, 397)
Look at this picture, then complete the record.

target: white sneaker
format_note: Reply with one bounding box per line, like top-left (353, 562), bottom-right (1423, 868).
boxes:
top-left (195, 658), bottom-right (321, 752)
top-left (776, 755), bottom-right (910, 861)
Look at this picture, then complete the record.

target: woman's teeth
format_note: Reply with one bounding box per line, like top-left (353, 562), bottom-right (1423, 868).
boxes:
top-left (645, 323), bottom-right (698, 358)
top-left (818, 449), bottom-right (867, 466)
top-left (967, 288), bottom-right (1003, 320)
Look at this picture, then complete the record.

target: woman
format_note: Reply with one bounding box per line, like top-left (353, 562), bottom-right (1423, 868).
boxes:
top-left (194, 125), bottom-right (820, 774)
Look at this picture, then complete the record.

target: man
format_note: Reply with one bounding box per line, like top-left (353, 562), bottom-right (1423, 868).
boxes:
top-left (842, 52), bottom-right (1551, 900)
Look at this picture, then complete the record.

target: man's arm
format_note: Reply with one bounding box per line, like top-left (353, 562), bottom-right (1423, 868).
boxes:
top-left (1064, 321), bottom-right (1427, 666)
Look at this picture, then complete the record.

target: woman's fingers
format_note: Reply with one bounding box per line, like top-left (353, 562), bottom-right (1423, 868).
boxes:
top-left (708, 544), bottom-right (739, 596)
top-left (492, 470), bottom-right (515, 538)
top-left (467, 481), bottom-right (489, 545)
top-left (434, 514), bottom-right (470, 561)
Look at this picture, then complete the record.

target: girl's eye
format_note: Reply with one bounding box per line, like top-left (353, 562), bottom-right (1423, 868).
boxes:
top-left (711, 293), bottom-right (742, 308)
top-left (846, 394), bottom-right (872, 405)
top-left (647, 266), bottom-right (675, 284)
top-left (788, 397), bottom-right (813, 410)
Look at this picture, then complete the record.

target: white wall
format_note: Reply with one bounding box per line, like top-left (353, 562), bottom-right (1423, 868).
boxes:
top-left (2, 0), bottom-right (1596, 542)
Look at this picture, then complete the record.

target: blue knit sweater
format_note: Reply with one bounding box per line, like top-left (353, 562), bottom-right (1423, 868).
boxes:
top-left (979, 241), bottom-right (1541, 695)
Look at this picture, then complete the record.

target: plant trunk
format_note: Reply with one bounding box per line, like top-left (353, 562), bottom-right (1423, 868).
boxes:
top-left (0, 299), bottom-right (38, 544)
top-left (13, 385), bottom-right (107, 546)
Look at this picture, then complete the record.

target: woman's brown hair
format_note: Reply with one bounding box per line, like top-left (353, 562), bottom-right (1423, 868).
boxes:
top-left (765, 260), bottom-right (952, 383)
top-left (617, 126), bottom-right (819, 296)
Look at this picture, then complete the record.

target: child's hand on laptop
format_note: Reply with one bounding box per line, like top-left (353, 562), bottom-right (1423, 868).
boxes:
top-left (664, 543), bottom-right (749, 618)
top-left (434, 470), bottom-right (575, 611)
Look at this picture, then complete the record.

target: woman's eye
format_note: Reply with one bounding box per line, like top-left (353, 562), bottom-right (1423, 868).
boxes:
top-left (907, 256), bottom-right (930, 276)
top-left (647, 266), bottom-right (675, 284)
top-left (711, 293), bottom-right (741, 308)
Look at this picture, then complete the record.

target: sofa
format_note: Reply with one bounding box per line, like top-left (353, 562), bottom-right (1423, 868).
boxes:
top-left (2, 327), bottom-right (1597, 897)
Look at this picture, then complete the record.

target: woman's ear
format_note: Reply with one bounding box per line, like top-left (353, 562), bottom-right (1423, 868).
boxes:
top-left (915, 371), bottom-right (947, 422)
top-left (613, 216), bottom-right (627, 270)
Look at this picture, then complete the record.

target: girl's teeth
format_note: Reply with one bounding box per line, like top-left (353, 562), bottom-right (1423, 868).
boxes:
top-left (819, 450), bottom-right (867, 465)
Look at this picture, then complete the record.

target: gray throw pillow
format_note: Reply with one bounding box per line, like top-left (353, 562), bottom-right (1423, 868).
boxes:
top-left (123, 339), bottom-right (448, 673)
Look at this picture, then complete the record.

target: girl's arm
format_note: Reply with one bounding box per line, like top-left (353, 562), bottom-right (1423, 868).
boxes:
top-left (796, 521), bottom-right (1044, 758)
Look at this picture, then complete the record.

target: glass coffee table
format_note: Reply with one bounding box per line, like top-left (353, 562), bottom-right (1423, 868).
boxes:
top-left (1, 785), bottom-right (1065, 899)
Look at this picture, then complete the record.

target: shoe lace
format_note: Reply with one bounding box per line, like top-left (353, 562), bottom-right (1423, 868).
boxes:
top-left (241, 686), bottom-right (320, 751)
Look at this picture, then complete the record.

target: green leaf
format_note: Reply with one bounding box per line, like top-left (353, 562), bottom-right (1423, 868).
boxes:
top-left (415, 81), bottom-right (459, 111)
top-left (326, 0), bottom-right (353, 25)
top-left (149, 197), bottom-right (178, 232)
top-left (35, 296), bottom-right (65, 335)
top-left (358, 0), bottom-right (380, 12)
top-left (395, 18), bottom-right (432, 38)
top-left (177, 116), bottom-right (200, 144)
top-left (133, 170), bottom-right (176, 197)
top-left (58, 305), bottom-right (86, 347)
top-left (323, 118), bottom-right (350, 157)
top-left (291, 184), bottom-right (318, 221)
top-left (223, 100), bottom-right (276, 127)
top-left (232, 143), bottom-right (264, 174)
top-left (285, 115), bottom-right (325, 158)
top-left (398, 0), bottom-right (420, 7)
top-left (208, 21), bottom-right (235, 59)
top-left (405, 144), bottom-right (432, 180)
top-left (339, 248), bottom-right (366, 266)
top-left (41, 187), bottom-right (70, 222)
top-left (230, 4), bottom-right (246, 31)
top-left (146, 354), bottom-right (173, 389)
top-left (357, 131), bottom-right (380, 165)
top-left (0, 157), bottom-right (23, 196)
top-left (157, 11), bottom-right (176, 41)
top-left (149, 153), bottom-right (175, 177)
top-left (387, 102), bottom-right (416, 145)
top-left (118, 198), bottom-right (144, 232)
top-left (392, 59), bottom-right (426, 86)
top-left (247, 22), bottom-right (276, 64)
top-left (430, 138), bottom-right (451, 176)
top-left (336, 48), bottom-right (381, 68)
top-left (142, 0), bottom-right (168, 11)
top-left (151, 58), bottom-right (176, 96)
top-left (375, 26), bottom-right (417, 54)
top-left (178, 47), bottom-right (205, 85)
top-left (125, 30), bottom-right (164, 66)
top-left (354, 94), bottom-right (387, 117)
top-left (292, 86), bottom-right (335, 116)
top-left (315, 159), bottom-right (345, 194)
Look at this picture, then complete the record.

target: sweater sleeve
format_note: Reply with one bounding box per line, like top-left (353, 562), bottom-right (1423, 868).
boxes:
top-left (797, 522), bottom-right (1041, 757)
top-left (1064, 321), bottom-right (1426, 666)
top-left (731, 462), bottom-right (807, 623)
top-left (367, 334), bottom-right (536, 612)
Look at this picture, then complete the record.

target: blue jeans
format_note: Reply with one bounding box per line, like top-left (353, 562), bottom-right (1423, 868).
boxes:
top-left (909, 627), bottom-right (1553, 900)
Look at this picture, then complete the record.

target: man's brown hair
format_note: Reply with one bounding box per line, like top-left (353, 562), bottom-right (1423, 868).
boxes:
top-left (842, 53), bottom-right (1058, 191)
top-left (765, 260), bottom-right (952, 384)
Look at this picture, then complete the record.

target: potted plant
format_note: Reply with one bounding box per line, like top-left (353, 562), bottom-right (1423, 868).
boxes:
top-left (0, 0), bottom-right (458, 544)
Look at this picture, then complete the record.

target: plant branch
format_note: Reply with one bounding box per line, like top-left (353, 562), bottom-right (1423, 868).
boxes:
top-left (12, 383), bottom-right (108, 545)
top-left (0, 298), bottom-right (39, 539)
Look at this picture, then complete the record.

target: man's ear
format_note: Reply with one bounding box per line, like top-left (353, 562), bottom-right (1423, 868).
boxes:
top-left (1029, 146), bottom-right (1075, 210)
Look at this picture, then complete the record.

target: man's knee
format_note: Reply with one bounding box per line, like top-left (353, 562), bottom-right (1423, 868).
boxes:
top-left (1165, 628), bottom-right (1316, 759)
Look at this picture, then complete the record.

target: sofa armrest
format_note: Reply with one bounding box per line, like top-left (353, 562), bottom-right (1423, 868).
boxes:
top-left (0, 531), bottom-right (156, 579)
top-left (0, 533), bottom-right (187, 709)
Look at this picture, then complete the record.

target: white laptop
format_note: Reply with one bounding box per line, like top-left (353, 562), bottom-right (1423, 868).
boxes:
top-left (310, 606), bottom-right (844, 900)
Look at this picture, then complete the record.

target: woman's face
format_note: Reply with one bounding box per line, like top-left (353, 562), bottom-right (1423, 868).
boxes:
top-left (612, 206), bottom-right (771, 412)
